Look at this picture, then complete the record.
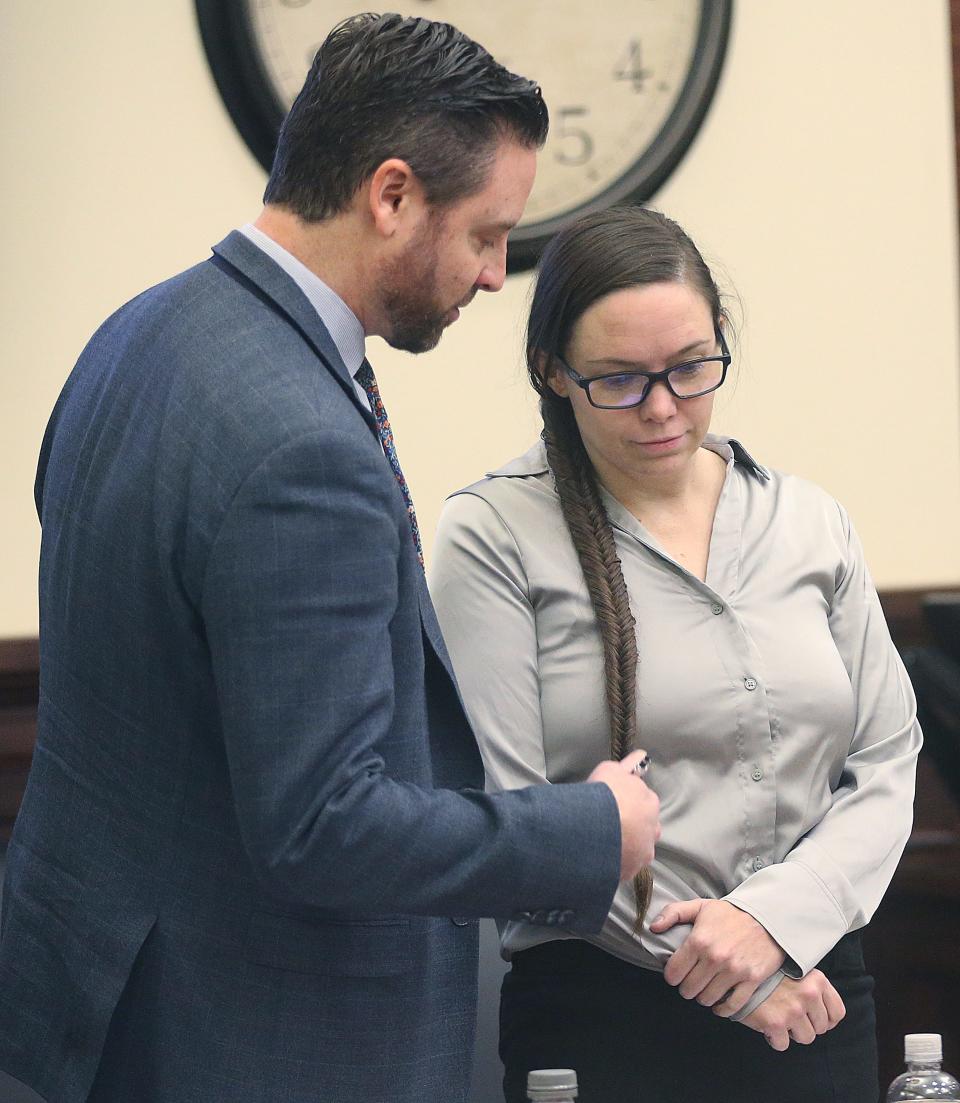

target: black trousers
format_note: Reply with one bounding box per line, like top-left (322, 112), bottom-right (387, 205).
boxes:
top-left (500, 932), bottom-right (878, 1103)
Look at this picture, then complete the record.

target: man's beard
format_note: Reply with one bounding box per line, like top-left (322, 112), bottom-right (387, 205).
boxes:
top-left (380, 220), bottom-right (461, 354)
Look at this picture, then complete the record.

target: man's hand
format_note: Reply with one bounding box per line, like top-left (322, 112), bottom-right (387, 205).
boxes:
top-left (587, 749), bottom-right (660, 880)
top-left (651, 899), bottom-right (785, 1016)
top-left (742, 969), bottom-right (846, 1050)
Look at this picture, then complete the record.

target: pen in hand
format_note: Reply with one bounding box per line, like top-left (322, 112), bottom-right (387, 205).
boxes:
top-left (632, 753), bottom-right (651, 778)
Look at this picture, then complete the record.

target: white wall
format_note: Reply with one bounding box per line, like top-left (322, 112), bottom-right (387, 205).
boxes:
top-left (2, 2), bottom-right (959, 638)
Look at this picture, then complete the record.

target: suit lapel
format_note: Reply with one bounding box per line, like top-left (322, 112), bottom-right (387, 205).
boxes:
top-left (211, 232), bottom-right (464, 695)
top-left (416, 570), bottom-right (458, 677)
top-left (210, 231), bottom-right (375, 431)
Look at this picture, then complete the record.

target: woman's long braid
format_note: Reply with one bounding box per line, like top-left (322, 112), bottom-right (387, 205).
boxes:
top-left (541, 394), bottom-right (653, 928)
top-left (527, 207), bottom-right (722, 927)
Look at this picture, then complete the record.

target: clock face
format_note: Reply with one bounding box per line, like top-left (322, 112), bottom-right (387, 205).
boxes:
top-left (197, 0), bottom-right (731, 271)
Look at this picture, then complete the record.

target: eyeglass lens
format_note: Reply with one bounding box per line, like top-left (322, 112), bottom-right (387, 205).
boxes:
top-left (590, 359), bottom-right (725, 408)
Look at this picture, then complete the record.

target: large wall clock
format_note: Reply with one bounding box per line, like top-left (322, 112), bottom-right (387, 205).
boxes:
top-left (196, 1), bottom-right (732, 272)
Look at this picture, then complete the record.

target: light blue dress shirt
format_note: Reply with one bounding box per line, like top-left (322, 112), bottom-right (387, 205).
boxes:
top-left (239, 223), bottom-right (368, 403)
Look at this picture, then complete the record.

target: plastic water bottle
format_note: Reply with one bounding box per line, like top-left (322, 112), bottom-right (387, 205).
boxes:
top-left (886, 1034), bottom-right (960, 1100)
top-left (527, 1068), bottom-right (578, 1102)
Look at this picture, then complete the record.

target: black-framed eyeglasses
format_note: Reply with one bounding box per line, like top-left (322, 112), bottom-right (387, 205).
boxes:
top-left (557, 330), bottom-right (731, 410)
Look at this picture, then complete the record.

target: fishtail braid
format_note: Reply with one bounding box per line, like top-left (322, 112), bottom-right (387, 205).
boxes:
top-left (541, 394), bottom-right (652, 926)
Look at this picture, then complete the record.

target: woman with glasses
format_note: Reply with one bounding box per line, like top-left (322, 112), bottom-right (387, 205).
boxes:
top-left (430, 207), bottom-right (920, 1103)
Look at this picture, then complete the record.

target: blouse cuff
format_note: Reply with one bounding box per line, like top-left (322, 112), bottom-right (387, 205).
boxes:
top-left (723, 859), bottom-right (850, 976)
top-left (729, 968), bottom-right (786, 1022)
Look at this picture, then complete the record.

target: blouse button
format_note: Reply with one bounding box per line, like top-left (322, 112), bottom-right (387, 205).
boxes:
top-left (711, 603), bottom-right (724, 615)
top-left (744, 677), bottom-right (758, 691)
top-left (751, 767), bottom-right (763, 782)
top-left (752, 856), bottom-right (766, 872)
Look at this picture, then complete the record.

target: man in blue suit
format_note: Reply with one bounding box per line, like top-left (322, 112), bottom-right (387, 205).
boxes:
top-left (0, 13), bottom-right (659, 1102)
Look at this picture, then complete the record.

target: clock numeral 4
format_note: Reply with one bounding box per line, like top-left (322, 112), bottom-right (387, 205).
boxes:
top-left (614, 38), bottom-right (652, 92)
top-left (554, 107), bottom-right (594, 167)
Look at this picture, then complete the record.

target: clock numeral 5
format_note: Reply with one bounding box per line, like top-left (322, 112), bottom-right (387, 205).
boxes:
top-left (555, 107), bottom-right (594, 167)
top-left (614, 38), bottom-right (652, 93)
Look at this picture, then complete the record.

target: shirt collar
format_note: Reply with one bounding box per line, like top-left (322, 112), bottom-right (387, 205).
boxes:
top-left (239, 223), bottom-right (367, 378)
top-left (486, 434), bottom-right (770, 481)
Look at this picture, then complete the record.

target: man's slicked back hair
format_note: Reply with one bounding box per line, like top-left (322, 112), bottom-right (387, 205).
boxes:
top-left (263, 12), bottom-right (549, 221)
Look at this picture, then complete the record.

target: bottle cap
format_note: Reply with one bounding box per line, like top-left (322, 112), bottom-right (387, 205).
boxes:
top-left (527, 1068), bottom-right (578, 1095)
top-left (905, 1034), bottom-right (942, 1063)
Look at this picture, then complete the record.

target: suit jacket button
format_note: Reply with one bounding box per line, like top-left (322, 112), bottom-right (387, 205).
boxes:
top-left (451, 916), bottom-right (472, 927)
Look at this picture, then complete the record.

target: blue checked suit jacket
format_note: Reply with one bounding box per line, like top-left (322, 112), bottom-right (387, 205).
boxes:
top-left (0, 232), bottom-right (621, 1103)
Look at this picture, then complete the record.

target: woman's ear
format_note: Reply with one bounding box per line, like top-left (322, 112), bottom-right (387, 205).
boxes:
top-left (532, 348), bottom-right (569, 398)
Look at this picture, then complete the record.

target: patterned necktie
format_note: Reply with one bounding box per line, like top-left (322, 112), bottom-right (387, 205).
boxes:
top-left (356, 360), bottom-right (424, 569)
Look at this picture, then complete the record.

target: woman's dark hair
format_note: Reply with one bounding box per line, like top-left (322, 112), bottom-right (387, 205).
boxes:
top-left (526, 206), bottom-right (728, 926)
top-left (264, 13), bottom-right (549, 221)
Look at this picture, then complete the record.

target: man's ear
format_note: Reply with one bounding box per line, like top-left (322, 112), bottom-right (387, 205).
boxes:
top-left (367, 158), bottom-right (425, 237)
top-left (533, 348), bottom-right (568, 397)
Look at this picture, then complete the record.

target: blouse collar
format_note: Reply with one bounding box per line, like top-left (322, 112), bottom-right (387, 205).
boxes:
top-left (486, 434), bottom-right (770, 482)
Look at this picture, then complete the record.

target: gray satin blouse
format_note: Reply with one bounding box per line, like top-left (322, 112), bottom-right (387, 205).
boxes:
top-left (430, 435), bottom-right (921, 1017)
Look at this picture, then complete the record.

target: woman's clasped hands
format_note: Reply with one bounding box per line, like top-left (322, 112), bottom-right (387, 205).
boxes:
top-left (651, 898), bottom-right (846, 1050)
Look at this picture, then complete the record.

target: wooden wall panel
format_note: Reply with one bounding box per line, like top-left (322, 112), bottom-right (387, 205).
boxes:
top-left (0, 639), bottom-right (38, 843)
